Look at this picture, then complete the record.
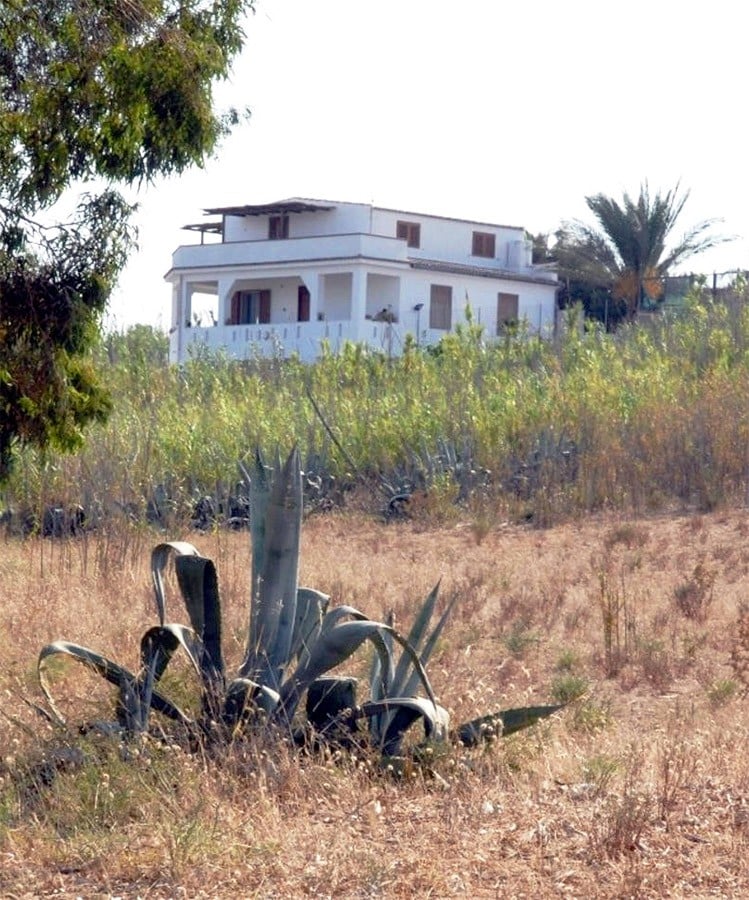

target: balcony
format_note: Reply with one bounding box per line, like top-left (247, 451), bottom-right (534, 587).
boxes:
top-left (170, 233), bottom-right (410, 273)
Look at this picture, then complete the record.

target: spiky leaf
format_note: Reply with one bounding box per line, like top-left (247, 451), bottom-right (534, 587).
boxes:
top-left (290, 587), bottom-right (330, 665)
top-left (455, 704), bottom-right (566, 747)
top-left (240, 447), bottom-right (302, 689)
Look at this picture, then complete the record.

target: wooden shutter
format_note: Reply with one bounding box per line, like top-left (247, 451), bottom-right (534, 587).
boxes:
top-left (429, 284), bottom-right (452, 330)
top-left (497, 292), bottom-right (519, 333)
top-left (259, 290), bottom-right (271, 323)
top-left (269, 215), bottom-right (289, 239)
top-left (396, 220), bottom-right (420, 248)
top-left (472, 231), bottom-right (496, 258)
top-left (228, 292), bottom-right (240, 325)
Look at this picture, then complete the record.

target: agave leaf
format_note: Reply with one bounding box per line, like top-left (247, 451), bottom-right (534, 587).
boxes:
top-left (240, 448), bottom-right (302, 688)
top-left (389, 582), bottom-right (452, 699)
top-left (278, 619), bottom-right (395, 725)
top-left (38, 640), bottom-right (192, 729)
top-left (174, 555), bottom-right (224, 682)
top-left (223, 676), bottom-right (281, 725)
top-left (369, 609), bottom-right (394, 705)
top-left (400, 582), bottom-right (441, 658)
top-left (398, 591), bottom-right (456, 701)
top-left (358, 697), bottom-right (451, 756)
top-left (151, 541), bottom-right (201, 626)
top-left (139, 624), bottom-right (204, 684)
top-left (455, 704), bottom-right (566, 747)
top-left (265, 448), bottom-right (302, 675)
top-left (290, 587), bottom-right (330, 664)
top-left (241, 448), bottom-right (271, 654)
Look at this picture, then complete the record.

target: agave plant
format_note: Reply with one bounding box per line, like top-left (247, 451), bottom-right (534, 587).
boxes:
top-left (38, 448), bottom-right (564, 762)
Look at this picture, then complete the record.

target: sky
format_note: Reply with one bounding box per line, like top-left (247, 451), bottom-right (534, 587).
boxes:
top-left (106, 0), bottom-right (748, 330)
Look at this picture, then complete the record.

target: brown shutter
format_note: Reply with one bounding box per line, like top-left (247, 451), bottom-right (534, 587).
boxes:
top-left (259, 290), bottom-right (271, 324)
top-left (229, 292), bottom-right (239, 325)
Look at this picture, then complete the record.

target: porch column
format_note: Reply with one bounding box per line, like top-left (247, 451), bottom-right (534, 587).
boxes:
top-left (169, 279), bottom-right (182, 364)
top-left (178, 277), bottom-right (192, 364)
top-left (350, 267), bottom-right (367, 342)
top-left (217, 276), bottom-right (234, 325)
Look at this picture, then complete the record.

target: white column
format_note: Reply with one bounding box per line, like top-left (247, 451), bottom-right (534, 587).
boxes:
top-left (350, 267), bottom-right (367, 341)
top-left (217, 276), bottom-right (235, 325)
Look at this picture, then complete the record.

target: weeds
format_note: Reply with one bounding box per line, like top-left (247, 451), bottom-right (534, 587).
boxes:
top-left (3, 504), bottom-right (749, 895)
top-left (706, 678), bottom-right (738, 707)
top-left (502, 619), bottom-right (539, 658)
top-left (550, 674), bottom-right (589, 704)
top-left (730, 603), bottom-right (749, 695)
top-left (596, 568), bottom-right (639, 678)
top-left (590, 750), bottom-right (652, 860)
top-left (674, 561), bottom-right (715, 621)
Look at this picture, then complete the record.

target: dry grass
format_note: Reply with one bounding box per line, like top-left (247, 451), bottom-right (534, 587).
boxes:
top-left (3, 508), bottom-right (749, 897)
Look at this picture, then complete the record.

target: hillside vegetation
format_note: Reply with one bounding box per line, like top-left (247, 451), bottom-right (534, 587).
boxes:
top-left (4, 285), bottom-right (749, 527)
top-left (4, 289), bottom-right (749, 895)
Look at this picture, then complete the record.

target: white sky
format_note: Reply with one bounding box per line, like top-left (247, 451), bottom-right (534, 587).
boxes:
top-left (106, 0), bottom-right (748, 330)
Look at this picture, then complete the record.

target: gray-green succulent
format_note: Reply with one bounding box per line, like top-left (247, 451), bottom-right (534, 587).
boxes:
top-left (38, 448), bottom-right (564, 762)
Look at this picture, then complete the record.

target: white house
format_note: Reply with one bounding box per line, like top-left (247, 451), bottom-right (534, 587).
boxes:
top-left (165, 199), bottom-right (559, 364)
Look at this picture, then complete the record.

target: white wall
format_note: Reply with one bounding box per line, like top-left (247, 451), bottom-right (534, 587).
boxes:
top-left (400, 269), bottom-right (556, 336)
top-left (320, 272), bottom-right (352, 320)
top-left (366, 273), bottom-right (401, 319)
top-left (222, 201), bottom-right (372, 242)
top-left (371, 207), bottom-right (527, 269)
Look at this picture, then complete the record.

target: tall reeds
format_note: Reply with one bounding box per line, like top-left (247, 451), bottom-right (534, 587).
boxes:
top-left (5, 285), bottom-right (749, 524)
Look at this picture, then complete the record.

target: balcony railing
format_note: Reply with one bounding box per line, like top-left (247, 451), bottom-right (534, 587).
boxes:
top-left (170, 319), bottom-right (415, 364)
top-left (170, 233), bottom-right (410, 272)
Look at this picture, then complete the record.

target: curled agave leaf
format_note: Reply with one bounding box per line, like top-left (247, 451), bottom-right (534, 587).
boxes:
top-left (38, 640), bottom-right (193, 730)
top-left (358, 697), bottom-right (450, 756)
top-left (151, 541), bottom-right (201, 626)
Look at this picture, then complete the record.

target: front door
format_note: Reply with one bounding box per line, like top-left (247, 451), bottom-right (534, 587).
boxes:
top-left (298, 285), bottom-right (311, 322)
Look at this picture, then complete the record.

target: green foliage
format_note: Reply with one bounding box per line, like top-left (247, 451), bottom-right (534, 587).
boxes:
top-left (9, 284), bottom-right (749, 523)
top-left (37, 448), bottom-right (563, 765)
top-left (550, 674), bottom-right (589, 704)
top-left (0, 0), bottom-right (252, 481)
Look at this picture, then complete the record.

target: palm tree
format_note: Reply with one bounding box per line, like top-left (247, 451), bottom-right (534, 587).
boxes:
top-left (555, 183), bottom-right (725, 321)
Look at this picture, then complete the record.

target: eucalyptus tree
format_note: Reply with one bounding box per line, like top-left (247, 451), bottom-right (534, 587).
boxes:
top-left (555, 183), bottom-right (723, 322)
top-left (0, 0), bottom-right (252, 480)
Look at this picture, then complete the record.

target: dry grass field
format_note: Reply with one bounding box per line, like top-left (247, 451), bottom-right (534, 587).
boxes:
top-left (3, 507), bottom-right (749, 898)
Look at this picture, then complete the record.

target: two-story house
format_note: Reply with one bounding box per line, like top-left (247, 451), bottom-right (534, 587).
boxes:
top-left (165, 198), bottom-right (559, 363)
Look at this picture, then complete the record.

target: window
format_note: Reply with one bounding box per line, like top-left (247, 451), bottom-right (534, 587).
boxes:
top-left (497, 292), bottom-right (519, 333)
top-left (396, 220), bottom-right (421, 248)
top-left (227, 290), bottom-right (271, 325)
top-left (429, 284), bottom-right (452, 330)
top-left (472, 231), bottom-right (496, 258)
top-left (268, 215), bottom-right (289, 239)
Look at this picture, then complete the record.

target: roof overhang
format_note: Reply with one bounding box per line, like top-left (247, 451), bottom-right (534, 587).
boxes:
top-left (410, 258), bottom-right (558, 287)
top-left (182, 221), bottom-right (222, 234)
top-left (203, 200), bottom-right (335, 217)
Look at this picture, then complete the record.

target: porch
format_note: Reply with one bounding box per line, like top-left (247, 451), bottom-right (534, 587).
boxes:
top-left (170, 269), bottom-right (414, 362)
top-left (172, 318), bottom-right (412, 363)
